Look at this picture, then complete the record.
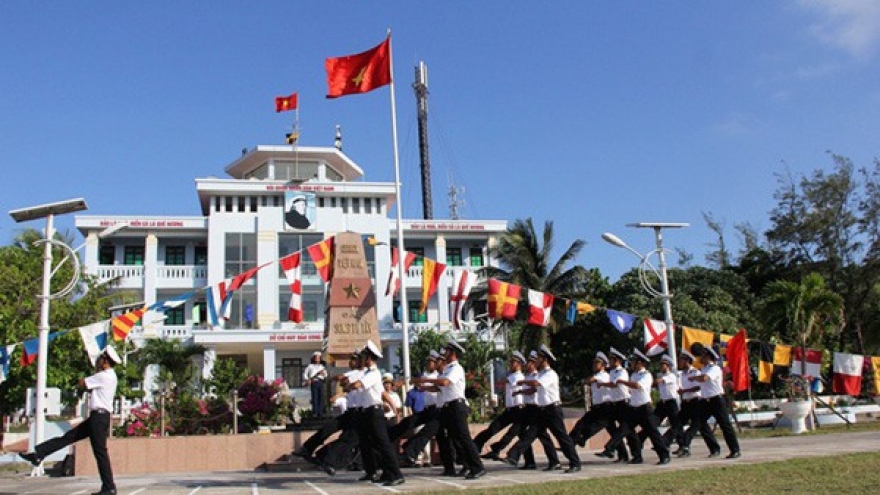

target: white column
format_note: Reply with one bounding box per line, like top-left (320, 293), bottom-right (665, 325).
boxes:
top-left (263, 346), bottom-right (277, 379)
top-left (202, 346), bottom-right (217, 380)
top-left (144, 233), bottom-right (158, 306)
top-left (83, 231), bottom-right (100, 275)
top-left (256, 229), bottom-right (278, 329)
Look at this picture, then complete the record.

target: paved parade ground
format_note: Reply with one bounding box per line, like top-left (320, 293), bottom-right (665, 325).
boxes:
top-left (2, 430), bottom-right (880, 495)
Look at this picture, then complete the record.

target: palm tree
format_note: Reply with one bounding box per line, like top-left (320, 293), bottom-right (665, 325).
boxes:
top-left (480, 218), bottom-right (592, 349)
top-left (760, 272), bottom-right (843, 379)
top-left (133, 338), bottom-right (207, 396)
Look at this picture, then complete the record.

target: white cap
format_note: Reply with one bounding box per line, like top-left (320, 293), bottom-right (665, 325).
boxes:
top-left (361, 340), bottom-right (383, 359)
top-left (511, 350), bottom-right (526, 364)
top-left (313, 351), bottom-right (322, 357)
top-left (382, 372), bottom-right (394, 383)
top-left (428, 350), bottom-right (441, 361)
top-left (609, 347), bottom-right (626, 361)
top-left (103, 345), bottom-right (122, 365)
top-left (538, 344), bottom-right (557, 364)
top-left (631, 349), bottom-right (650, 364)
top-left (661, 355), bottom-right (676, 367)
top-left (594, 351), bottom-right (609, 366)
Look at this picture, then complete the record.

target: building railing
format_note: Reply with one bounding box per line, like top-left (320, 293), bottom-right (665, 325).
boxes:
top-left (157, 265), bottom-right (208, 281)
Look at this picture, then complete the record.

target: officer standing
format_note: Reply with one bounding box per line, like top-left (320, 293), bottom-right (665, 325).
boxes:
top-left (303, 351), bottom-right (327, 417)
top-left (692, 347), bottom-right (741, 459)
top-left (615, 349), bottom-right (671, 465)
top-left (414, 340), bottom-right (485, 479)
top-left (347, 340), bottom-right (404, 486)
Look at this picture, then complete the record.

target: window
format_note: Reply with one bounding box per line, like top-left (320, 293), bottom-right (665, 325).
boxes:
top-left (469, 247), bottom-right (484, 267)
top-left (446, 248), bottom-right (463, 267)
top-left (352, 198), bottom-right (360, 213)
top-left (194, 246), bottom-right (208, 265)
top-left (99, 245), bottom-right (114, 265)
top-left (278, 233), bottom-right (323, 277)
top-left (123, 246), bottom-right (144, 266)
top-left (278, 358), bottom-right (304, 387)
top-left (409, 247), bottom-right (424, 266)
top-left (364, 198), bottom-right (372, 214)
top-left (165, 306), bottom-right (185, 325)
top-left (225, 233), bottom-right (256, 278)
top-left (165, 246), bottom-right (186, 266)
top-left (409, 300), bottom-right (427, 323)
top-left (192, 301), bottom-right (207, 327)
top-left (226, 289), bottom-right (256, 328)
top-left (278, 289), bottom-right (324, 322)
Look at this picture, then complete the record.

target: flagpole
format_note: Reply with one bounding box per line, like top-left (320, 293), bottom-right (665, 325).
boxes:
top-left (386, 31), bottom-right (412, 385)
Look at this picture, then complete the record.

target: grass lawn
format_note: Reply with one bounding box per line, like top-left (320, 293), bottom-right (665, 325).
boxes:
top-left (423, 452), bottom-right (880, 494)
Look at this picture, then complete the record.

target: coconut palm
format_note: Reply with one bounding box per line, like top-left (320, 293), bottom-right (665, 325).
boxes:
top-left (480, 218), bottom-right (592, 349)
top-left (133, 338), bottom-right (207, 396)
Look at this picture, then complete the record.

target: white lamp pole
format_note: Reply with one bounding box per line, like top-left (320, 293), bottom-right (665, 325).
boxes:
top-left (602, 222), bottom-right (688, 362)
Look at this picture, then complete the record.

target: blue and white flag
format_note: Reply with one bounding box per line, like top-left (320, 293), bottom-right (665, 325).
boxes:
top-left (79, 321), bottom-right (110, 366)
top-left (148, 291), bottom-right (194, 313)
top-left (206, 279), bottom-right (234, 329)
top-left (0, 344), bottom-right (17, 384)
top-left (606, 309), bottom-right (638, 333)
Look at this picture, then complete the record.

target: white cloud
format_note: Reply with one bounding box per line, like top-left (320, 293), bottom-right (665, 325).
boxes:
top-left (800, 0), bottom-right (880, 58)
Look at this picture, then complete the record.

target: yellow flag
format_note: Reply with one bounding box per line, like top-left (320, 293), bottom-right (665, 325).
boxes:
top-left (682, 327), bottom-right (714, 368)
top-left (872, 356), bottom-right (880, 396)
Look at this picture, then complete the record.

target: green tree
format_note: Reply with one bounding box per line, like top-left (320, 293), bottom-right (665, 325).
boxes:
top-left (0, 229), bottom-right (120, 415)
top-left (132, 338), bottom-right (206, 397)
top-left (204, 357), bottom-right (250, 398)
top-left (480, 218), bottom-right (597, 350)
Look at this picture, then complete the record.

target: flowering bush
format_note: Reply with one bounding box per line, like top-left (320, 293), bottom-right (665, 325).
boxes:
top-left (116, 403), bottom-right (163, 437)
top-left (237, 375), bottom-right (287, 429)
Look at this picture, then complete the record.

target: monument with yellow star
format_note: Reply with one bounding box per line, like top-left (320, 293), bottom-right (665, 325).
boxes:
top-left (325, 231), bottom-right (381, 364)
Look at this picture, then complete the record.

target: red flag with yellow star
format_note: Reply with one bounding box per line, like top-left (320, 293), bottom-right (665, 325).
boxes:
top-left (325, 37), bottom-right (391, 98)
top-left (275, 93), bottom-right (298, 112)
top-left (488, 279), bottom-right (521, 320)
top-left (307, 237), bottom-right (335, 283)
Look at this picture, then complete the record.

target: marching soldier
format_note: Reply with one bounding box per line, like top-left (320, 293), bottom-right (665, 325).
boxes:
top-left (675, 349), bottom-right (719, 457)
top-left (639, 354), bottom-right (682, 449)
top-left (501, 350), bottom-right (559, 470)
top-left (595, 347), bottom-right (635, 462)
top-left (615, 350), bottom-right (671, 465)
top-left (394, 350), bottom-right (442, 467)
top-left (414, 340), bottom-right (486, 479)
top-left (569, 351), bottom-right (626, 458)
top-left (691, 347), bottom-right (741, 459)
top-left (505, 345), bottom-right (581, 473)
top-left (347, 341), bottom-right (404, 486)
top-left (473, 351), bottom-right (527, 458)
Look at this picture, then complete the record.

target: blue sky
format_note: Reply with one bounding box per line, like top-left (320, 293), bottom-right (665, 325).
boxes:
top-left (2, 1), bottom-right (879, 281)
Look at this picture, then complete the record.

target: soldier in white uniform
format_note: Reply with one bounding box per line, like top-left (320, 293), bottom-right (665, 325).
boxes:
top-left (394, 350), bottom-right (442, 467)
top-left (691, 347), bottom-right (741, 459)
top-left (675, 349), bottom-right (719, 457)
top-left (615, 349), bottom-right (671, 465)
top-left (346, 340), bottom-right (404, 486)
top-left (569, 351), bottom-right (625, 459)
top-left (595, 347), bottom-right (636, 462)
top-left (473, 351), bottom-right (526, 458)
top-left (638, 354), bottom-right (682, 449)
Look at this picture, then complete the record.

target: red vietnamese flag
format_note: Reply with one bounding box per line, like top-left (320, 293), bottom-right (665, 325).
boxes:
top-left (488, 279), bottom-right (521, 320)
top-left (727, 328), bottom-right (751, 393)
top-left (307, 237), bottom-right (335, 283)
top-left (527, 289), bottom-right (554, 327)
top-left (275, 93), bottom-right (298, 112)
top-left (325, 37), bottom-right (392, 98)
top-left (420, 258), bottom-right (446, 314)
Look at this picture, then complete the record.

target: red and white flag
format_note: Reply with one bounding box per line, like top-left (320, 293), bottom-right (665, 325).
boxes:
top-left (792, 347), bottom-right (823, 380)
top-left (832, 352), bottom-right (864, 396)
top-left (386, 247), bottom-right (417, 296)
top-left (450, 269), bottom-right (477, 330)
top-left (280, 252), bottom-right (303, 323)
top-left (643, 319), bottom-right (669, 357)
top-left (527, 289), bottom-right (554, 327)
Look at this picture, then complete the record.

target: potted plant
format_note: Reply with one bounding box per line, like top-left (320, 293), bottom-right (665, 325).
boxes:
top-left (779, 375), bottom-right (812, 434)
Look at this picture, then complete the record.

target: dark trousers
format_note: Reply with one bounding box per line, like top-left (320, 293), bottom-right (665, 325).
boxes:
top-left (438, 400), bottom-right (483, 473)
top-left (399, 406), bottom-right (440, 459)
top-left (319, 423), bottom-right (360, 469)
top-left (508, 404), bottom-right (579, 468)
top-left (625, 404), bottom-right (670, 459)
top-left (35, 411), bottom-right (114, 492)
top-left (602, 401), bottom-right (639, 458)
top-left (310, 380), bottom-right (325, 417)
top-left (680, 399), bottom-right (721, 453)
top-left (473, 406), bottom-right (518, 451)
top-left (638, 399), bottom-right (681, 446)
top-left (301, 411), bottom-right (347, 455)
top-left (696, 396), bottom-right (740, 453)
top-left (355, 406), bottom-right (402, 480)
top-left (570, 403), bottom-right (619, 448)
top-left (507, 404), bottom-right (556, 466)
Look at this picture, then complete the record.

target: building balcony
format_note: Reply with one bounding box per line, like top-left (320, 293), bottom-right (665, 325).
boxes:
top-left (157, 265), bottom-right (208, 289)
top-left (404, 265), bottom-right (483, 285)
top-left (96, 265), bottom-right (145, 289)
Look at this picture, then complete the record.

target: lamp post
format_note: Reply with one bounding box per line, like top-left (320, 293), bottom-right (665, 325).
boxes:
top-left (602, 222), bottom-right (689, 362)
top-left (9, 199), bottom-right (88, 453)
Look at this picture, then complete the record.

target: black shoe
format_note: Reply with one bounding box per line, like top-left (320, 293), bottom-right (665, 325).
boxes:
top-left (519, 464), bottom-right (537, 470)
top-left (399, 454), bottom-right (416, 468)
top-left (543, 463), bottom-right (562, 471)
top-left (457, 467), bottom-right (469, 476)
top-left (440, 469), bottom-right (458, 477)
top-left (594, 451), bottom-right (614, 459)
top-left (708, 451), bottom-right (721, 458)
top-left (726, 451), bottom-right (741, 459)
top-left (628, 457), bottom-right (644, 465)
top-left (671, 447), bottom-right (683, 455)
top-left (677, 448), bottom-right (691, 458)
top-left (613, 457), bottom-right (629, 463)
top-left (480, 451), bottom-right (501, 461)
top-left (19, 452), bottom-right (42, 467)
top-left (91, 491), bottom-right (116, 495)
top-left (565, 465), bottom-right (581, 473)
top-left (384, 477), bottom-right (405, 487)
top-left (657, 457), bottom-right (671, 465)
top-left (502, 456), bottom-right (518, 467)
top-left (358, 474), bottom-right (379, 482)
top-left (465, 469), bottom-right (486, 480)
top-left (319, 463), bottom-right (336, 476)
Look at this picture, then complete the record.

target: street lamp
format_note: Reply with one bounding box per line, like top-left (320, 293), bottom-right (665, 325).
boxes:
top-left (602, 222), bottom-right (689, 362)
top-left (9, 199), bottom-right (89, 455)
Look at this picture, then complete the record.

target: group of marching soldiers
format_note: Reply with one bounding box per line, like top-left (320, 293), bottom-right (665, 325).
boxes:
top-left (292, 338), bottom-right (741, 486)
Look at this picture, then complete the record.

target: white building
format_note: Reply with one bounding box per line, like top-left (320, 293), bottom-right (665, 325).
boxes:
top-left (75, 144), bottom-right (507, 390)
